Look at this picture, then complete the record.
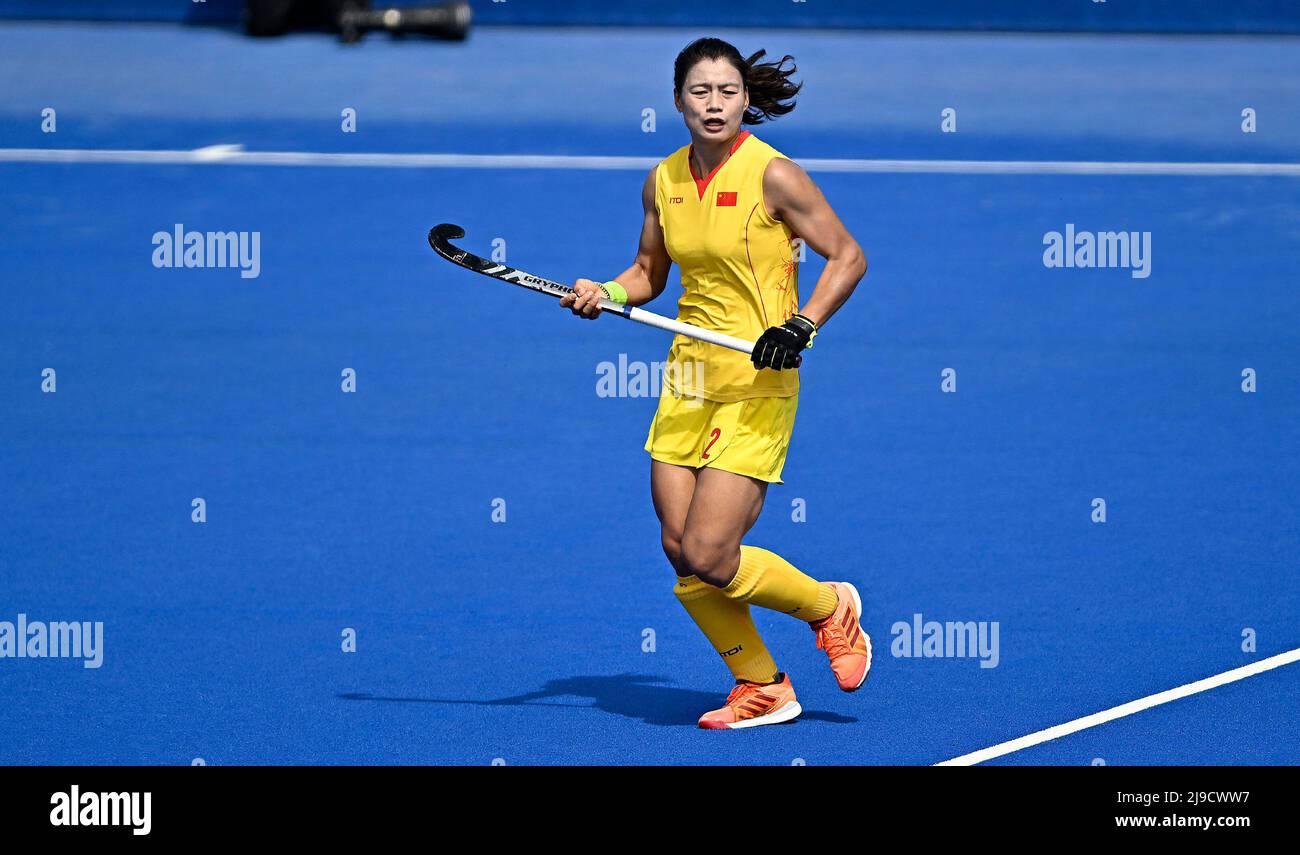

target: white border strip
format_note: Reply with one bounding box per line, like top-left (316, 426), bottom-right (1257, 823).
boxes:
top-left (936, 646), bottom-right (1300, 766)
top-left (2, 146), bottom-right (1300, 176)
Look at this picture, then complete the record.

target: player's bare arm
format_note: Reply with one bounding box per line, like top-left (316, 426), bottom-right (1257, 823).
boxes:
top-left (561, 167), bottom-right (671, 319)
top-left (763, 157), bottom-right (867, 328)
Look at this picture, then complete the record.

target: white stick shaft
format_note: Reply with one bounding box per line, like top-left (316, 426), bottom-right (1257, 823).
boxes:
top-left (600, 300), bottom-right (754, 355)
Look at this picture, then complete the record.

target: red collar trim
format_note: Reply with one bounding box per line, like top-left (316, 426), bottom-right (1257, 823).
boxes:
top-left (688, 130), bottom-right (751, 200)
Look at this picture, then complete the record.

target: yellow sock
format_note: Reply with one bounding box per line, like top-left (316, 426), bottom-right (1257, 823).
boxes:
top-left (674, 574), bottom-right (780, 684)
top-left (720, 545), bottom-right (838, 621)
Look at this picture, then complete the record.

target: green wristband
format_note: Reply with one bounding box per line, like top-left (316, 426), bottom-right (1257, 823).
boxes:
top-left (598, 280), bottom-right (628, 305)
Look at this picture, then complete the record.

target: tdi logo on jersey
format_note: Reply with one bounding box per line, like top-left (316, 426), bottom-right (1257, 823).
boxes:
top-left (716, 191), bottom-right (737, 206)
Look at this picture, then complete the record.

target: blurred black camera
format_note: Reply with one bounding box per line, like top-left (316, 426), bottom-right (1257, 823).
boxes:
top-left (244, 0), bottom-right (471, 42)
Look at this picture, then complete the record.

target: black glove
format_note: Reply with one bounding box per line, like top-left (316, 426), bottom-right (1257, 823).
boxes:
top-left (751, 314), bottom-right (818, 371)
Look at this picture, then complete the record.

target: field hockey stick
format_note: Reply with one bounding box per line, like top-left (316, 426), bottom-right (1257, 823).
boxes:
top-left (428, 223), bottom-right (775, 359)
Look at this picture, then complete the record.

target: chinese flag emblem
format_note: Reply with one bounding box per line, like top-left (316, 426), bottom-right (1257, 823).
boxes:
top-left (716, 191), bottom-right (737, 206)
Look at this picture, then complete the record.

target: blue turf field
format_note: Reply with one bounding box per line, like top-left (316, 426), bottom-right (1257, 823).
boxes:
top-left (1, 22), bottom-right (1297, 765)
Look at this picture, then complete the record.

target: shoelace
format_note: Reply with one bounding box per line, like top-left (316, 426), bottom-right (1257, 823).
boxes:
top-left (726, 682), bottom-right (765, 707)
top-left (814, 618), bottom-right (852, 660)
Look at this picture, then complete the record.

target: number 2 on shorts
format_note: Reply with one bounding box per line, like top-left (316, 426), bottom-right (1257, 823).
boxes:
top-left (701, 427), bottom-right (722, 460)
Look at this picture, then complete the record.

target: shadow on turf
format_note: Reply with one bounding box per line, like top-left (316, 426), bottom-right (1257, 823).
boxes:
top-left (340, 673), bottom-right (857, 726)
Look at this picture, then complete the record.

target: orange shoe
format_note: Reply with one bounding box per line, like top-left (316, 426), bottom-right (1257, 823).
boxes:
top-left (810, 582), bottom-right (871, 691)
top-left (697, 673), bottom-right (802, 730)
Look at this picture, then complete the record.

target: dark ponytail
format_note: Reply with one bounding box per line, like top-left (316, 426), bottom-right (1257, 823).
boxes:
top-left (673, 37), bottom-right (802, 125)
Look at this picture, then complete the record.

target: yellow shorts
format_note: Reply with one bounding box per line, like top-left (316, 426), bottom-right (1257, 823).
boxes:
top-left (644, 392), bottom-right (799, 484)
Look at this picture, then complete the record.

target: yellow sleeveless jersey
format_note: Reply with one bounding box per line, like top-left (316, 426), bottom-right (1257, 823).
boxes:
top-left (655, 130), bottom-right (800, 402)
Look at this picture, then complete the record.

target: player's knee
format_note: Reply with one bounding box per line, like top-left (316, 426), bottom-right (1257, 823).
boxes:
top-left (680, 533), bottom-right (735, 587)
top-left (660, 529), bottom-right (685, 573)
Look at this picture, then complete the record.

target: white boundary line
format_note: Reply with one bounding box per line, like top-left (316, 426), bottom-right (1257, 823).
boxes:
top-left (936, 646), bottom-right (1300, 766)
top-left (2, 146), bottom-right (1300, 176)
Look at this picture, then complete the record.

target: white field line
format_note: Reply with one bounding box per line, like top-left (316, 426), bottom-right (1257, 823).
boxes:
top-left (936, 646), bottom-right (1300, 766)
top-left (2, 146), bottom-right (1300, 176)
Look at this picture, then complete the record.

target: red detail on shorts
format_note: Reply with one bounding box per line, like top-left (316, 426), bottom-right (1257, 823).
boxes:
top-left (702, 427), bottom-right (722, 460)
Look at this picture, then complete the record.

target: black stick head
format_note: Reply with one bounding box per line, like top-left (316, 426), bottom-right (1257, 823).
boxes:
top-left (428, 223), bottom-right (466, 250)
